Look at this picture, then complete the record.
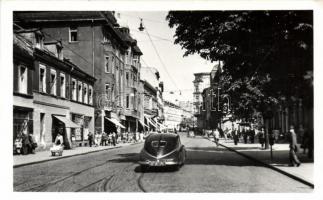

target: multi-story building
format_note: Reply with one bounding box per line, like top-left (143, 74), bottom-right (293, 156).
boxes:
top-left (13, 31), bottom-right (96, 151)
top-left (14, 11), bottom-right (143, 136)
top-left (178, 101), bottom-right (194, 114)
top-left (164, 100), bottom-right (184, 131)
top-left (192, 72), bottom-right (210, 129)
top-left (140, 67), bottom-right (164, 132)
top-left (118, 26), bottom-right (143, 133)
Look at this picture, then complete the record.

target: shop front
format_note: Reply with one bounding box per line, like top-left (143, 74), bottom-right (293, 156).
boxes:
top-left (70, 113), bottom-right (92, 147)
top-left (13, 106), bottom-right (33, 153)
top-left (52, 115), bottom-right (80, 149)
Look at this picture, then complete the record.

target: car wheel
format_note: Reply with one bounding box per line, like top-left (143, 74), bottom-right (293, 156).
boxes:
top-left (173, 165), bottom-right (180, 171)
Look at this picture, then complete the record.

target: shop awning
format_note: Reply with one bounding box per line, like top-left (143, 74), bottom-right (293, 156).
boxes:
top-left (144, 116), bottom-right (156, 128)
top-left (156, 122), bottom-right (167, 130)
top-left (53, 115), bottom-right (80, 128)
top-left (105, 117), bottom-right (126, 129)
top-left (139, 120), bottom-right (149, 128)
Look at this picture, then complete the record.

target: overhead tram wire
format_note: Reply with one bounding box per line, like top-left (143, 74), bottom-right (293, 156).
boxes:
top-left (143, 26), bottom-right (182, 94)
top-left (120, 13), bottom-right (166, 24)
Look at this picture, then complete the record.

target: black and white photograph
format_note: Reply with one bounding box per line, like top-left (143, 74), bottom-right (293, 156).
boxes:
top-left (1, 0), bottom-right (322, 198)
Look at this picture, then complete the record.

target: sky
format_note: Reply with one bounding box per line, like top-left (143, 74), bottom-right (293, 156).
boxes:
top-left (118, 11), bottom-right (214, 104)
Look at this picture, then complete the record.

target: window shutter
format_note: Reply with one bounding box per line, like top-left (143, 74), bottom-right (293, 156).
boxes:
top-left (56, 70), bottom-right (61, 97)
top-left (33, 61), bottom-right (39, 91)
top-left (27, 67), bottom-right (33, 95)
top-left (13, 63), bottom-right (18, 92)
top-left (65, 74), bottom-right (69, 100)
top-left (46, 66), bottom-right (50, 94)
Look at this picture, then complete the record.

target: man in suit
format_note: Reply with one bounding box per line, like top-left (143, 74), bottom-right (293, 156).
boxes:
top-left (289, 125), bottom-right (301, 167)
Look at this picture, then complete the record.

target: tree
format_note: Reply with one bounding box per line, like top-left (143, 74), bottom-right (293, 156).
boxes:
top-left (167, 11), bottom-right (313, 148)
top-left (167, 11), bottom-right (312, 114)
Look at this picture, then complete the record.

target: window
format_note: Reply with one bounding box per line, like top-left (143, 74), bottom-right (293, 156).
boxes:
top-left (126, 94), bottom-right (129, 108)
top-left (105, 56), bottom-right (110, 73)
top-left (50, 69), bottom-right (57, 95)
top-left (89, 86), bottom-right (93, 105)
top-left (39, 65), bottom-right (46, 93)
top-left (111, 57), bottom-right (115, 74)
top-left (83, 84), bottom-right (88, 104)
top-left (78, 81), bottom-right (83, 102)
top-left (105, 84), bottom-right (110, 100)
top-left (18, 65), bottom-right (28, 94)
top-left (40, 113), bottom-right (45, 144)
top-left (69, 27), bottom-right (78, 42)
top-left (126, 72), bottom-right (129, 86)
top-left (71, 79), bottom-right (77, 101)
top-left (60, 73), bottom-right (66, 98)
top-left (35, 33), bottom-right (43, 49)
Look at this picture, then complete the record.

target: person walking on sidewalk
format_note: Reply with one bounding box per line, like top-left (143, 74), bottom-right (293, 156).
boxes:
top-left (213, 128), bottom-right (220, 147)
top-left (87, 132), bottom-right (94, 147)
top-left (101, 131), bottom-right (108, 146)
top-left (250, 127), bottom-right (255, 143)
top-left (288, 125), bottom-right (301, 167)
top-left (258, 128), bottom-right (265, 149)
top-left (232, 128), bottom-right (239, 145)
top-left (112, 132), bottom-right (117, 146)
top-left (21, 132), bottom-right (31, 155)
top-left (28, 133), bottom-right (37, 154)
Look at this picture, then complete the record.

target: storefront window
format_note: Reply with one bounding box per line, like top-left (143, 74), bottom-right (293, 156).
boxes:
top-left (13, 110), bottom-right (33, 142)
top-left (71, 113), bottom-right (84, 141)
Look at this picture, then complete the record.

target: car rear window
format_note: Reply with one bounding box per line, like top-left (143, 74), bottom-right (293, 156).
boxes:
top-left (144, 135), bottom-right (178, 155)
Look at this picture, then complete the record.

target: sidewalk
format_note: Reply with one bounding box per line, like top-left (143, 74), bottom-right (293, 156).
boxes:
top-left (207, 137), bottom-right (314, 187)
top-left (13, 142), bottom-right (143, 168)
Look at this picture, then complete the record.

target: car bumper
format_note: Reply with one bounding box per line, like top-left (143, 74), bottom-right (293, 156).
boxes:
top-left (138, 160), bottom-right (180, 166)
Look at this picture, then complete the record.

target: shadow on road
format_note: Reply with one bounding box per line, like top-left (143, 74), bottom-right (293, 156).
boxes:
top-left (134, 165), bottom-right (179, 173)
top-left (106, 143), bottom-right (313, 172)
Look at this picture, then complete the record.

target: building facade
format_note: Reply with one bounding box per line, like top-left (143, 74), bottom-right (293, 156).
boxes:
top-left (140, 67), bottom-right (165, 132)
top-left (192, 72), bottom-right (210, 129)
top-left (164, 100), bottom-right (185, 131)
top-left (13, 31), bottom-right (96, 151)
top-left (14, 11), bottom-right (143, 137)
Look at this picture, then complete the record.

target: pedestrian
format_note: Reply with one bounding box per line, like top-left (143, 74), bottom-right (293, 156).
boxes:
top-left (28, 133), bottom-right (37, 154)
top-left (112, 132), bottom-right (116, 146)
top-left (288, 125), bottom-right (301, 167)
top-left (108, 133), bottom-right (112, 145)
top-left (242, 128), bottom-right (248, 144)
top-left (232, 128), bottom-right (239, 145)
top-left (87, 131), bottom-right (94, 147)
top-left (101, 131), bottom-right (107, 146)
top-left (94, 131), bottom-right (99, 147)
top-left (258, 128), bottom-right (265, 149)
top-left (21, 132), bottom-right (31, 155)
top-left (135, 132), bottom-right (139, 142)
top-left (54, 132), bottom-right (64, 146)
top-left (250, 127), bottom-right (255, 143)
top-left (213, 128), bottom-right (220, 147)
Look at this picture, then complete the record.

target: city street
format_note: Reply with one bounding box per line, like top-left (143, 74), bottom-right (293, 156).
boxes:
top-left (14, 133), bottom-right (312, 192)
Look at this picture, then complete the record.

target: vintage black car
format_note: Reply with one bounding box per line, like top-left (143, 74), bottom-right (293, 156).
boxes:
top-left (138, 133), bottom-right (186, 170)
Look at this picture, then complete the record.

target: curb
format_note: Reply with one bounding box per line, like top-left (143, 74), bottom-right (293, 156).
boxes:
top-left (204, 137), bottom-right (314, 188)
top-left (13, 142), bottom-right (143, 168)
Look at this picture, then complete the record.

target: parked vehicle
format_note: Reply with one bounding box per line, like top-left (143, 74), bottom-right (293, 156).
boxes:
top-left (14, 137), bottom-right (22, 154)
top-left (138, 133), bottom-right (186, 170)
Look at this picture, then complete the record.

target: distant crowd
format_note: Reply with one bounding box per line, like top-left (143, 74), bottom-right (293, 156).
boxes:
top-left (87, 131), bottom-right (147, 147)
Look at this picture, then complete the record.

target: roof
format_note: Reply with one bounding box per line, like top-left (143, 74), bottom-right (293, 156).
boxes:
top-left (13, 33), bottom-right (34, 58)
top-left (14, 11), bottom-right (128, 48)
top-left (14, 11), bottom-right (117, 25)
top-left (133, 45), bottom-right (143, 55)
